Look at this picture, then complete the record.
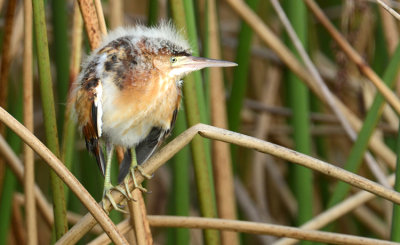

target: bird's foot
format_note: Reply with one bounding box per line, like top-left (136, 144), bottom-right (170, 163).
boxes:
top-left (122, 176), bottom-right (134, 200)
top-left (102, 184), bottom-right (129, 213)
top-left (129, 166), bottom-right (149, 193)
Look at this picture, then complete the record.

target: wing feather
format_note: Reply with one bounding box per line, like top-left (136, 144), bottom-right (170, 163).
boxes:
top-left (75, 76), bottom-right (105, 175)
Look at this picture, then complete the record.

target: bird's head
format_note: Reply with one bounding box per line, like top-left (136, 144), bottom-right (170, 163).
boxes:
top-left (101, 22), bottom-right (237, 83)
top-left (153, 54), bottom-right (237, 79)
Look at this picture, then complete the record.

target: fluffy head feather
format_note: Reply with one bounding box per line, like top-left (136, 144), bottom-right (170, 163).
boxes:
top-left (98, 21), bottom-right (192, 56)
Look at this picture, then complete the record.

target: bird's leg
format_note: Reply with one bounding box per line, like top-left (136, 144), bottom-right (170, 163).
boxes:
top-left (102, 144), bottom-right (128, 213)
top-left (129, 148), bottom-right (151, 193)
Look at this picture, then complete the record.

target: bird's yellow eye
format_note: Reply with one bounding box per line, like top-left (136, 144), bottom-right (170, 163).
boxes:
top-left (171, 57), bottom-right (178, 63)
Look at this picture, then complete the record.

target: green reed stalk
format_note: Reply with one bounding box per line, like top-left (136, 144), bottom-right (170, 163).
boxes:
top-left (50, 0), bottom-right (70, 130)
top-left (170, 1), bottom-right (219, 244)
top-left (285, 1), bottom-right (313, 243)
top-left (148, 0), bottom-right (158, 26)
top-left (167, 110), bottom-right (190, 245)
top-left (0, 167), bottom-right (16, 245)
top-left (32, 0), bottom-right (67, 238)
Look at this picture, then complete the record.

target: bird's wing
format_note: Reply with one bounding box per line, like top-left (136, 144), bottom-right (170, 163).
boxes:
top-left (75, 77), bottom-right (106, 175)
top-left (118, 109), bottom-right (178, 182)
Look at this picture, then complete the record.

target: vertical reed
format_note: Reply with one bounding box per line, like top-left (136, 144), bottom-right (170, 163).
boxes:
top-left (32, 0), bottom-right (67, 239)
top-left (170, 1), bottom-right (219, 244)
top-left (23, 0), bottom-right (36, 243)
top-left (284, 0), bottom-right (313, 239)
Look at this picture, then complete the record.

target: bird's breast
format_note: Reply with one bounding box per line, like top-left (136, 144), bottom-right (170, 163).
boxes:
top-left (100, 74), bottom-right (181, 147)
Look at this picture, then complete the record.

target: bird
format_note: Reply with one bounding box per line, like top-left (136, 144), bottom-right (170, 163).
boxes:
top-left (72, 22), bottom-right (237, 212)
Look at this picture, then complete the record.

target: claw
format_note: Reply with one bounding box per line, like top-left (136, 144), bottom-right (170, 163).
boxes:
top-left (130, 168), bottom-right (148, 193)
top-left (102, 185), bottom-right (128, 213)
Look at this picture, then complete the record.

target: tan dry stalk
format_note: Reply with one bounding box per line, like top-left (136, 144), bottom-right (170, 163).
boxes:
top-left (138, 190), bottom-right (153, 245)
top-left (207, 0), bottom-right (238, 244)
top-left (378, 1), bottom-right (399, 54)
top-left (23, 0), bottom-right (37, 243)
top-left (94, 0), bottom-right (107, 35)
top-left (95, 215), bottom-right (399, 245)
top-left (69, 2), bottom-right (83, 89)
top-left (251, 65), bottom-right (281, 216)
top-left (77, 0), bottom-right (102, 49)
top-left (376, 0), bottom-right (400, 21)
top-left (128, 189), bottom-right (153, 245)
top-left (235, 178), bottom-right (276, 244)
top-left (109, 0), bottom-right (123, 28)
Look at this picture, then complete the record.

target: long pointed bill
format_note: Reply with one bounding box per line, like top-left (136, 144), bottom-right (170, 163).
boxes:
top-left (171, 56), bottom-right (237, 76)
top-left (181, 56), bottom-right (238, 70)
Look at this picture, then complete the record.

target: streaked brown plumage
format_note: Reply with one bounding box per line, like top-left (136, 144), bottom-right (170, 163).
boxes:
top-left (72, 22), bottom-right (236, 212)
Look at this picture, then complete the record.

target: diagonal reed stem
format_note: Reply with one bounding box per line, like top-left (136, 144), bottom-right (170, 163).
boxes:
top-left (0, 106), bottom-right (128, 244)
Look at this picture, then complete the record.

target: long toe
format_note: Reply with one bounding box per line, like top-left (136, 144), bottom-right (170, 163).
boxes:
top-left (102, 188), bottom-right (128, 213)
top-left (123, 177), bottom-right (134, 200)
top-left (113, 185), bottom-right (131, 200)
top-left (136, 165), bottom-right (153, 179)
top-left (130, 168), bottom-right (148, 193)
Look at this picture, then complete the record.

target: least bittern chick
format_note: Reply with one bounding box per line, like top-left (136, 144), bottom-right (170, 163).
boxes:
top-left (72, 22), bottom-right (237, 212)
